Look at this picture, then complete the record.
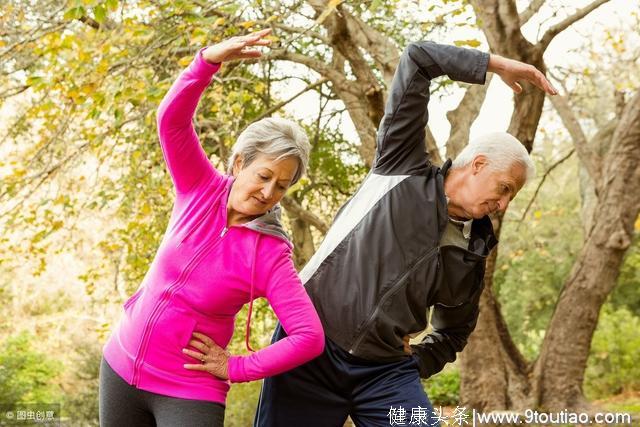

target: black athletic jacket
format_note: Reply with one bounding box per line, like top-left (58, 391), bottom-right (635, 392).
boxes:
top-left (301, 41), bottom-right (497, 379)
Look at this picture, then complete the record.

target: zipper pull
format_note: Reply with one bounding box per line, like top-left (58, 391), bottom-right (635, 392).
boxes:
top-left (220, 226), bottom-right (228, 237)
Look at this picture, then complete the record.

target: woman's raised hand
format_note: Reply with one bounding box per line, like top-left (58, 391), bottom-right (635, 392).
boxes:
top-left (202, 28), bottom-right (272, 65)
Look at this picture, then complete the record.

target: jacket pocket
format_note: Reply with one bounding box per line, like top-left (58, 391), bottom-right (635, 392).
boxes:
top-left (144, 306), bottom-right (198, 367)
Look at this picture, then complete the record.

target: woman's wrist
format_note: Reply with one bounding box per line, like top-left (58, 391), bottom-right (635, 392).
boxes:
top-left (201, 46), bottom-right (222, 65)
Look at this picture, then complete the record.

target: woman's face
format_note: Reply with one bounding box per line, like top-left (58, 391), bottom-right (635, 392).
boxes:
top-left (228, 153), bottom-right (299, 220)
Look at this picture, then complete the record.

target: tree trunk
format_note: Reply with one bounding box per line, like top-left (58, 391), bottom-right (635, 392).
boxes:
top-left (533, 90), bottom-right (640, 411)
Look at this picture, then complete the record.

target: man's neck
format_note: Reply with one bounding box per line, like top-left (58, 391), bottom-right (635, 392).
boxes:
top-left (443, 168), bottom-right (472, 220)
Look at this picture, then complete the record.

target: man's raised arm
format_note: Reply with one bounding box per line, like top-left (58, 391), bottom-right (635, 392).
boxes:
top-left (373, 41), bottom-right (557, 176)
top-left (373, 42), bottom-right (488, 176)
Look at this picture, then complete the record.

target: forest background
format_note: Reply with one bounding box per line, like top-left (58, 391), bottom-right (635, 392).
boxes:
top-left (1, 0), bottom-right (639, 425)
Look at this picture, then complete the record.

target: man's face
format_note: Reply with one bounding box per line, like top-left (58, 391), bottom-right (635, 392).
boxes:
top-left (456, 156), bottom-right (527, 219)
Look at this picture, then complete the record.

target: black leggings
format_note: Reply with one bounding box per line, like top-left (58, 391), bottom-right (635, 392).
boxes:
top-left (99, 358), bottom-right (225, 427)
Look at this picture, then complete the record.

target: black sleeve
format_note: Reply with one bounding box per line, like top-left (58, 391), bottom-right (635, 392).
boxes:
top-left (373, 41), bottom-right (489, 176)
top-left (409, 282), bottom-right (483, 379)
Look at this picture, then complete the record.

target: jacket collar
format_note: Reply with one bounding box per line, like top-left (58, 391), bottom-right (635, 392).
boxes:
top-left (244, 204), bottom-right (292, 246)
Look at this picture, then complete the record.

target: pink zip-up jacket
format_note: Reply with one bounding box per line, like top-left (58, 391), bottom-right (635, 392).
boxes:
top-left (102, 49), bottom-right (325, 405)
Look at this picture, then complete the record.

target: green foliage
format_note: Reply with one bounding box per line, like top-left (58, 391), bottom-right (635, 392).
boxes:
top-left (609, 234), bottom-right (640, 314)
top-left (585, 307), bottom-right (640, 399)
top-left (494, 154), bottom-right (583, 360)
top-left (0, 332), bottom-right (62, 404)
top-left (423, 366), bottom-right (460, 407)
top-left (225, 380), bottom-right (263, 427)
top-left (60, 344), bottom-right (101, 427)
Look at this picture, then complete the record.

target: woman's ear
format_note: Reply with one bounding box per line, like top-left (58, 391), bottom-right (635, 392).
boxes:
top-left (232, 155), bottom-right (244, 177)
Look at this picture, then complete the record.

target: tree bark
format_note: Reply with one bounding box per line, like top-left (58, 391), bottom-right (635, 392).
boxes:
top-left (533, 90), bottom-right (640, 411)
top-left (460, 0), bottom-right (615, 411)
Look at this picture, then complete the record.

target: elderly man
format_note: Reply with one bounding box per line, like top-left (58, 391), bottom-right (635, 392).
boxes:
top-left (255, 40), bottom-right (556, 427)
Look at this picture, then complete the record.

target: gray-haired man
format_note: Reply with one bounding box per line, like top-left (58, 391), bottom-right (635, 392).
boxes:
top-left (255, 40), bottom-right (555, 427)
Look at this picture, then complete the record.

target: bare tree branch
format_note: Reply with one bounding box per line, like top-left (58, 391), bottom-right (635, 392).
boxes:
top-left (280, 196), bottom-right (329, 233)
top-left (425, 127), bottom-right (443, 166)
top-left (538, 0), bottom-right (610, 49)
top-left (548, 94), bottom-right (602, 186)
top-left (445, 74), bottom-right (493, 159)
top-left (251, 78), bottom-right (329, 123)
top-left (518, 149), bottom-right (575, 224)
top-left (519, 0), bottom-right (546, 26)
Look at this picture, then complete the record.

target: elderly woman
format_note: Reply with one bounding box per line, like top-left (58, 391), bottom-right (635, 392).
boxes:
top-left (99, 29), bottom-right (324, 426)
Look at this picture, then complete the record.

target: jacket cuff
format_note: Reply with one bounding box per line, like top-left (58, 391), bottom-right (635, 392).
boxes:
top-left (193, 47), bottom-right (221, 76)
top-left (473, 51), bottom-right (490, 85)
top-left (227, 355), bottom-right (246, 383)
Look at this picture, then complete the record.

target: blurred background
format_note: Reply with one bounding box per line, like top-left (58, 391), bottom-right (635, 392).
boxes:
top-left (1, 0), bottom-right (639, 425)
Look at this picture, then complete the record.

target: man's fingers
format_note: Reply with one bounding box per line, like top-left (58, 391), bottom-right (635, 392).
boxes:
top-left (509, 81), bottom-right (523, 94)
top-left (529, 69), bottom-right (558, 95)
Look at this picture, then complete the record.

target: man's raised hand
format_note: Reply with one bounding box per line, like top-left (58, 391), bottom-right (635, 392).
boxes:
top-left (488, 54), bottom-right (557, 95)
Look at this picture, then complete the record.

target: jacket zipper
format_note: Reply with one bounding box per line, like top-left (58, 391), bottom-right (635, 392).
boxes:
top-left (131, 225), bottom-right (230, 385)
top-left (348, 246), bottom-right (439, 355)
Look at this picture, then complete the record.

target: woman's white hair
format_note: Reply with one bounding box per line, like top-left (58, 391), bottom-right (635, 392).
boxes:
top-left (227, 117), bottom-right (311, 185)
top-left (451, 132), bottom-right (536, 182)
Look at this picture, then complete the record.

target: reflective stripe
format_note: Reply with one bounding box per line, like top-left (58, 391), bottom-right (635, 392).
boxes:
top-left (299, 173), bottom-right (409, 284)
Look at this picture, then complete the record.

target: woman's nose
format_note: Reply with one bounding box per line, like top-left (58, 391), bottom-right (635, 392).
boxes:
top-left (261, 182), bottom-right (275, 200)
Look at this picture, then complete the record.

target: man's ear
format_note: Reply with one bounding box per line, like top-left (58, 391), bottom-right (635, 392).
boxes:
top-left (232, 155), bottom-right (244, 177)
top-left (471, 155), bottom-right (488, 175)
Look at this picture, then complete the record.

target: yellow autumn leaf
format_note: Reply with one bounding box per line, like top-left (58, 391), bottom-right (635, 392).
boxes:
top-left (266, 15), bottom-right (279, 23)
top-left (534, 210), bottom-right (542, 219)
top-left (178, 56), bottom-right (192, 67)
top-left (239, 21), bottom-right (255, 29)
top-left (454, 39), bottom-right (481, 48)
top-left (214, 17), bottom-right (226, 27)
top-left (634, 214), bottom-right (640, 231)
top-left (316, 0), bottom-right (344, 24)
top-left (80, 83), bottom-right (97, 95)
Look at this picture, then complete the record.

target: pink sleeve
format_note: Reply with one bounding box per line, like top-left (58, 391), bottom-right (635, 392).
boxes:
top-left (227, 249), bottom-right (325, 383)
top-left (156, 49), bottom-right (222, 194)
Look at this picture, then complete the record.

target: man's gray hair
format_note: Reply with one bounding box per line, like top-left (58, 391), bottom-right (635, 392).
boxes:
top-left (451, 132), bottom-right (536, 182)
top-left (227, 117), bottom-right (311, 185)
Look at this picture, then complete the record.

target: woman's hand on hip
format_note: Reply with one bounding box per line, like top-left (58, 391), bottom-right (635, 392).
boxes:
top-left (183, 331), bottom-right (230, 380)
top-left (202, 28), bottom-right (272, 64)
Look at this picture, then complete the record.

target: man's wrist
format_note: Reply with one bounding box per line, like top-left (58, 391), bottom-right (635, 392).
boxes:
top-left (487, 54), bottom-right (506, 74)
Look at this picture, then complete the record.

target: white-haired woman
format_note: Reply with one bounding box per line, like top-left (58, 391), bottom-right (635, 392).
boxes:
top-left (99, 29), bottom-right (324, 426)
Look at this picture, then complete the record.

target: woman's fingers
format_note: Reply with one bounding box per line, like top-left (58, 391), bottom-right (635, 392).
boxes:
top-left (182, 347), bottom-right (205, 361)
top-left (187, 339), bottom-right (208, 352)
top-left (247, 28), bottom-right (272, 38)
top-left (183, 363), bottom-right (206, 371)
top-left (192, 331), bottom-right (215, 347)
